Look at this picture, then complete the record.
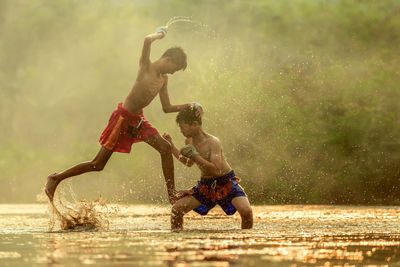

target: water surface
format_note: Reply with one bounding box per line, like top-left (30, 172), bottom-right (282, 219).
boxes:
top-left (1, 204), bottom-right (400, 266)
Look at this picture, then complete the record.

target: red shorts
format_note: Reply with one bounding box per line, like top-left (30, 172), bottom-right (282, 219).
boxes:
top-left (99, 103), bottom-right (158, 153)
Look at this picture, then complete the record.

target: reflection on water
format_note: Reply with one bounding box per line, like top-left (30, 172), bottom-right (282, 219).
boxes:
top-left (1, 204), bottom-right (400, 266)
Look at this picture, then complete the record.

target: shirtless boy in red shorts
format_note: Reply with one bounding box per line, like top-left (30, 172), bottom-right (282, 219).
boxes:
top-left (45, 27), bottom-right (193, 204)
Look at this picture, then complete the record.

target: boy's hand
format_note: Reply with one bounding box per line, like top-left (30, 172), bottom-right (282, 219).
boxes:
top-left (162, 133), bottom-right (173, 144)
top-left (190, 102), bottom-right (204, 117)
top-left (180, 144), bottom-right (200, 160)
top-left (177, 189), bottom-right (194, 197)
top-left (168, 189), bottom-right (179, 204)
top-left (156, 26), bottom-right (168, 37)
top-left (168, 189), bottom-right (193, 204)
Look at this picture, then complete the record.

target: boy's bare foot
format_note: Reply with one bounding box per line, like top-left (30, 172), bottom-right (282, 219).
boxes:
top-left (45, 173), bottom-right (60, 202)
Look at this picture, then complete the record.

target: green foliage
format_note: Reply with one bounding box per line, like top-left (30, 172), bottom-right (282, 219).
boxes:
top-left (0, 0), bottom-right (399, 204)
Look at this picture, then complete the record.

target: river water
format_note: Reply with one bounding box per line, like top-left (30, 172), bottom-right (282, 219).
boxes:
top-left (1, 204), bottom-right (400, 266)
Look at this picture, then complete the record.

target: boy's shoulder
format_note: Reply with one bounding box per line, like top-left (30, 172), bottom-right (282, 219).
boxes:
top-left (208, 134), bottom-right (220, 142)
top-left (185, 135), bottom-right (221, 145)
top-left (206, 134), bottom-right (222, 147)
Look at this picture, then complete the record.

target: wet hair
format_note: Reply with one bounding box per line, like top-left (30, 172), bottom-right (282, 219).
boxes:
top-left (161, 46), bottom-right (187, 71)
top-left (176, 105), bottom-right (202, 125)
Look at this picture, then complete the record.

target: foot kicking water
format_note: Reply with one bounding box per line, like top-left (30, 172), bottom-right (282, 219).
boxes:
top-left (45, 173), bottom-right (60, 202)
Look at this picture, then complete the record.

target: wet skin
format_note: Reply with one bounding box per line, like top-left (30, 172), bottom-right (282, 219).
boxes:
top-left (164, 122), bottom-right (253, 231)
top-left (45, 31), bottom-right (188, 204)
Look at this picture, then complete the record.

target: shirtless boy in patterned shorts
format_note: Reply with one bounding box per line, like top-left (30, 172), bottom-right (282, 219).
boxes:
top-left (163, 105), bottom-right (253, 231)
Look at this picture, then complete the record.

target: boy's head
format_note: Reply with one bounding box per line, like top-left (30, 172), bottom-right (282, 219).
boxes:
top-left (160, 47), bottom-right (187, 74)
top-left (176, 104), bottom-right (202, 138)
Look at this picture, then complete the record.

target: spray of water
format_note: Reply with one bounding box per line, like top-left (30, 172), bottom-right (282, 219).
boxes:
top-left (45, 185), bottom-right (112, 231)
top-left (164, 16), bottom-right (216, 38)
top-left (166, 16), bottom-right (195, 27)
top-left (48, 198), bottom-right (106, 231)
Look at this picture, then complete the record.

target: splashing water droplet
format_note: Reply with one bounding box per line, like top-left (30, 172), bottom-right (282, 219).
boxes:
top-left (163, 16), bottom-right (217, 38)
top-left (166, 16), bottom-right (195, 28)
top-left (47, 186), bottom-right (112, 231)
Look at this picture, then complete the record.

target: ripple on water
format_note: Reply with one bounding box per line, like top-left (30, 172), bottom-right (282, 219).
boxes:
top-left (1, 204), bottom-right (400, 266)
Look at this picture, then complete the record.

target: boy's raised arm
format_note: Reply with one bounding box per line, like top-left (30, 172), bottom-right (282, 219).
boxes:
top-left (139, 27), bottom-right (167, 66)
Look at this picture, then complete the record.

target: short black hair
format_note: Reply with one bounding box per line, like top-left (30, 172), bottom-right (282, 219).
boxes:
top-left (162, 46), bottom-right (187, 70)
top-left (176, 104), bottom-right (202, 125)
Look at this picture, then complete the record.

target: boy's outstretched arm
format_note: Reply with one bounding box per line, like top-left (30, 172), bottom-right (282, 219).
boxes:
top-left (159, 84), bottom-right (204, 115)
top-left (159, 81), bottom-right (192, 113)
top-left (140, 28), bottom-right (166, 66)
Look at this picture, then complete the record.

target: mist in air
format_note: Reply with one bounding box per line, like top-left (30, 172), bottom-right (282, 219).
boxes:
top-left (0, 0), bottom-right (399, 204)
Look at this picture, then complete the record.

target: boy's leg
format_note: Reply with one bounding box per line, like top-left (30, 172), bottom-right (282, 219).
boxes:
top-left (45, 146), bottom-right (113, 202)
top-left (145, 134), bottom-right (176, 203)
top-left (171, 195), bottom-right (201, 231)
top-left (232, 196), bottom-right (253, 229)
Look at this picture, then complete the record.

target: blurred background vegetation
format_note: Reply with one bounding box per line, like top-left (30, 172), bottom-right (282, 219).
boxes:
top-left (0, 0), bottom-right (399, 204)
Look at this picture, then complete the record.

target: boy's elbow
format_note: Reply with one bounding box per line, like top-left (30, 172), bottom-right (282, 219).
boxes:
top-left (162, 106), bottom-right (172, 113)
top-left (144, 36), bottom-right (152, 44)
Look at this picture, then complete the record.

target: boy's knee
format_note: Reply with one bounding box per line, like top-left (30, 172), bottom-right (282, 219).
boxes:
top-left (159, 140), bottom-right (172, 154)
top-left (90, 160), bottom-right (105, 171)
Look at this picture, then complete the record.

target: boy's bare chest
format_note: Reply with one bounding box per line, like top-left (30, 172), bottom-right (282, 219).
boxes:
top-left (133, 74), bottom-right (164, 100)
top-left (136, 70), bottom-right (165, 90)
top-left (146, 74), bottom-right (164, 88)
top-left (141, 74), bottom-right (164, 90)
top-left (194, 142), bottom-right (211, 160)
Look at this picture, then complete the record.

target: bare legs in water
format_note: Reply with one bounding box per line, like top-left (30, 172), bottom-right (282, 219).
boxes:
top-left (45, 146), bottom-right (113, 202)
top-left (171, 196), bottom-right (253, 231)
top-left (45, 133), bottom-right (178, 203)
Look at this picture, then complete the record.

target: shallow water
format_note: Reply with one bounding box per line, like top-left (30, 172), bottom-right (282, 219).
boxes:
top-left (1, 204), bottom-right (400, 266)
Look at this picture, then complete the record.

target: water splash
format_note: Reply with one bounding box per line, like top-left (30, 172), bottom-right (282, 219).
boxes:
top-left (47, 185), bottom-right (111, 231)
top-left (166, 16), bottom-right (195, 28)
top-left (164, 16), bottom-right (216, 38)
top-left (49, 197), bottom-right (107, 231)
